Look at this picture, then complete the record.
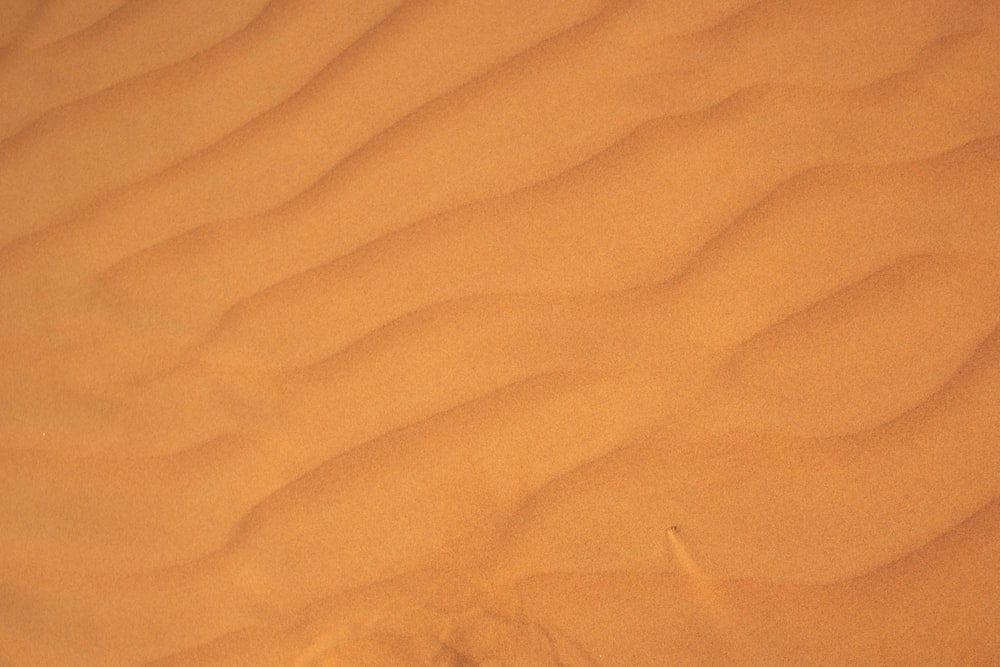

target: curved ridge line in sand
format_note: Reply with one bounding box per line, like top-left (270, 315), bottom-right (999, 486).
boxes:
top-left (89, 81), bottom-right (997, 374)
top-left (92, 64), bottom-right (999, 300)
top-left (825, 494), bottom-right (1000, 586)
top-left (646, 132), bottom-right (1000, 295)
top-left (499, 487), bottom-right (996, 586)
top-left (0, 0), bottom-right (604, 255)
top-left (473, 336), bottom-right (1000, 584)
top-left (716, 253), bottom-right (995, 362)
top-left (38, 0), bottom-right (271, 56)
top-left (100, 371), bottom-right (589, 571)
top-left (2, 2), bottom-right (111, 51)
top-left (0, 0), bottom-right (408, 186)
top-left (851, 324), bottom-right (1000, 436)
top-left (225, 372), bottom-right (586, 538)
top-left (81, 8), bottom-right (620, 270)
top-left (233, 138), bottom-right (1000, 370)
top-left (5, 133), bottom-right (992, 464)
top-left (2, 1), bottom-right (972, 260)
top-left (488, 465), bottom-right (1000, 590)
top-left (212, 120), bottom-right (999, 318)
top-left (154, 496), bottom-right (998, 666)
top-left (0, 0), bottom-right (281, 139)
top-left (0, 0), bottom-right (294, 151)
top-left (275, 294), bottom-right (571, 384)
top-left (712, 255), bottom-right (1000, 427)
top-left (90, 128), bottom-right (1000, 404)
top-left (0, 0), bottom-right (781, 239)
top-left (1, 0), bottom-right (352, 146)
top-left (4, 3), bottom-right (1000, 663)
top-left (33, 0), bottom-right (148, 50)
top-left (492, 494), bottom-right (1000, 590)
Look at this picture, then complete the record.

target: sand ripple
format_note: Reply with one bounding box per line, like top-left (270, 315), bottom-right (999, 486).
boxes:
top-left (1, 1), bottom-right (998, 664)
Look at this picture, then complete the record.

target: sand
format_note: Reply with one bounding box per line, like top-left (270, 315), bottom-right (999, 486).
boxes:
top-left (1, 1), bottom-right (999, 664)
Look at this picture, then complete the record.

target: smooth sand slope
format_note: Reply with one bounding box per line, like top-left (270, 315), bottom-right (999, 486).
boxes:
top-left (1, 1), bottom-right (999, 664)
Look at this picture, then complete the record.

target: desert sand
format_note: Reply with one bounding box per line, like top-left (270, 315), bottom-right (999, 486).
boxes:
top-left (1, 0), bottom-right (999, 664)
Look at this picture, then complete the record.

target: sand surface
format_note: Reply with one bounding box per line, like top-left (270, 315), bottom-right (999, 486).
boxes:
top-left (2, 1), bottom-right (999, 664)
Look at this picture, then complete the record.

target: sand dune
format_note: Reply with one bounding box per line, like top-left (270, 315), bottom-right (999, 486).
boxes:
top-left (2, 1), bottom-right (998, 664)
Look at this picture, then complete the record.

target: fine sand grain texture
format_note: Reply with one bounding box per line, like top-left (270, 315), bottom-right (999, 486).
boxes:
top-left (2, 1), bottom-right (999, 665)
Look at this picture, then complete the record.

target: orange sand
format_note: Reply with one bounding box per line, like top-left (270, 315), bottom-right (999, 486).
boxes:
top-left (1, 1), bottom-right (999, 664)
